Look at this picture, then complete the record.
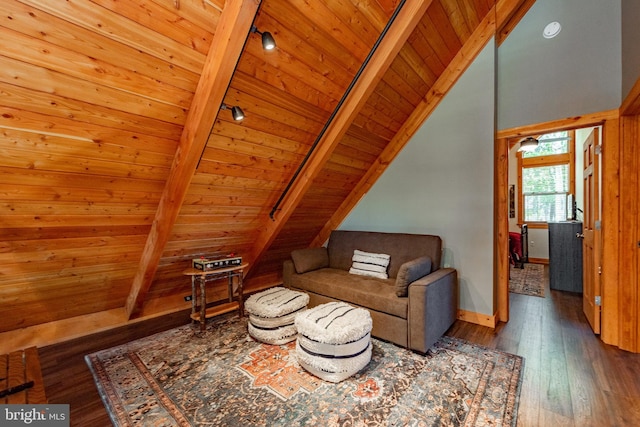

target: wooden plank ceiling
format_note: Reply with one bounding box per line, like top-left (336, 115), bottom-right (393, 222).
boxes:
top-left (0, 0), bottom-right (532, 334)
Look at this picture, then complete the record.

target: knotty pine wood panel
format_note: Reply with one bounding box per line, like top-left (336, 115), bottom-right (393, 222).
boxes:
top-left (235, 53), bottom-right (339, 113)
top-left (0, 273), bottom-right (134, 328)
top-left (204, 135), bottom-right (307, 169)
top-left (2, 129), bottom-right (174, 168)
top-left (231, 73), bottom-right (331, 125)
top-left (0, 169), bottom-right (165, 200)
top-left (1, 185), bottom-right (161, 207)
top-left (0, 57), bottom-right (187, 125)
top-left (398, 42), bottom-right (438, 89)
top-left (0, 233), bottom-right (146, 256)
top-left (282, 0), bottom-right (374, 59)
top-left (260, 4), bottom-right (366, 76)
top-left (195, 159), bottom-right (294, 183)
top-left (226, 91), bottom-right (326, 137)
top-left (380, 67), bottom-right (425, 110)
top-left (148, 0), bottom-right (224, 32)
top-left (89, 0), bottom-right (214, 56)
top-left (0, 84), bottom-right (184, 141)
top-left (0, 225), bottom-right (150, 242)
top-left (0, 153), bottom-right (169, 183)
top-left (2, 1), bottom-right (200, 92)
top-left (212, 112), bottom-right (316, 151)
top-left (238, 42), bottom-right (351, 106)
top-left (0, 107), bottom-right (181, 153)
top-left (1, 214), bottom-right (154, 229)
top-left (211, 116), bottom-right (315, 156)
top-left (0, 28), bottom-right (193, 110)
top-left (0, 262), bottom-right (139, 295)
top-left (439, 0), bottom-right (473, 41)
top-left (22, 0), bottom-right (206, 74)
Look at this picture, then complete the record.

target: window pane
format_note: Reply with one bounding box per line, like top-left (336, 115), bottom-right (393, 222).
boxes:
top-left (523, 131), bottom-right (569, 158)
top-left (523, 165), bottom-right (569, 194)
top-left (523, 164), bottom-right (569, 222)
top-left (524, 194), bottom-right (567, 222)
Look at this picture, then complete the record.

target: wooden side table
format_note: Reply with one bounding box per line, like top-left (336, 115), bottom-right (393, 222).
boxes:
top-left (183, 263), bottom-right (248, 331)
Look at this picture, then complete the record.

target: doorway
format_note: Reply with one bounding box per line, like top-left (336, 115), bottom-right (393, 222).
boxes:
top-left (496, 114), bottom-right (612, 334)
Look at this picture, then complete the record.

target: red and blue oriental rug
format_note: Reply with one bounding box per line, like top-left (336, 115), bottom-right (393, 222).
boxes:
top-left (86, 314), bottom-right (523, 426)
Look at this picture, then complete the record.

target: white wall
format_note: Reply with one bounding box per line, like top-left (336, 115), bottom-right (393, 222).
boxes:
top-left (339, 41), bottom-right (496, 316)
top-left (498, 0), bottom-right (621, 130)
top-left (622, 0), bottom-right (640, 99)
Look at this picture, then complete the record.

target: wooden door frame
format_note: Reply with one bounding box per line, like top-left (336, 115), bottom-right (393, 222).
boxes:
top-left (495, 110), bottom-right (619, 325)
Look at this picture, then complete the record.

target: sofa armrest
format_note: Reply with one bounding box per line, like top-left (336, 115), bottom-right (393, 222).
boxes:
top-left (407, 268), bottom-right (458, 354)
top-left (290, 247), bottom-right (329, 273)
top-left (283, 259), bottom-right (296, 288)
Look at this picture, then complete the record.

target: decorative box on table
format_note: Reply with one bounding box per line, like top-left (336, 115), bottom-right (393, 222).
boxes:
top-left (192, 255), bottom-right (243, 271)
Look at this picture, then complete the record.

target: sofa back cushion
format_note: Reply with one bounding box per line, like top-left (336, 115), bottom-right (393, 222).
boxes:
top-left (327, 230), bottom-right (442, 278)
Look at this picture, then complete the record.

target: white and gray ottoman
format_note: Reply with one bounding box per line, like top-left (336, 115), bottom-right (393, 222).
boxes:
top-left (295, 301), bottom-right (372, 383)
top-left (245, 287), bottom-right (309, 345)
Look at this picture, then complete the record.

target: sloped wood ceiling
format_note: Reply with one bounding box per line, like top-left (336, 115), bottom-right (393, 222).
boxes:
top-left (0, 0), bottom-right (532, 335)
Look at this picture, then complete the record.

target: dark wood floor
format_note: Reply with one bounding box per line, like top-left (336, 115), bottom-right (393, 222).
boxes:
top-left (40, 267), bottom-right (640, 426)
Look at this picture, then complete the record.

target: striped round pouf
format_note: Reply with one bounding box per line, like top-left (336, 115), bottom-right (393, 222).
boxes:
top-left (295, 302), bottom-right (372, 383)
top-left (245, 287), bottom-right (309, 345)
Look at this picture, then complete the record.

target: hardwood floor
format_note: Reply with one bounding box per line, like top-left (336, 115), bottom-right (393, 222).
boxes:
top-left (40, 268), bottom-right (640, 426)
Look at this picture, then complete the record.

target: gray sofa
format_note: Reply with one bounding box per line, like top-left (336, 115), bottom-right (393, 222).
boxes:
top-left (283, 230), bottom-right (458, 354)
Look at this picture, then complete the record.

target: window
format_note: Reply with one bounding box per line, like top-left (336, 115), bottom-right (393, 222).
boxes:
top-left (518, 131), bottom-right (575, 227)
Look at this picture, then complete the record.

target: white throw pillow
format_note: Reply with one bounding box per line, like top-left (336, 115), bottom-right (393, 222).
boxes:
top-left (349, 249), bottom-right (390, 279)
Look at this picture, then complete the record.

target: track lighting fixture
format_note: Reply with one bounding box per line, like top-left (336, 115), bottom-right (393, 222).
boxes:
top-left (220, 103), bottom-right (244, 121)
top-left (251, 26), bottom-right (276, 51)
top-left (518, 137), bottom-right (539, 152)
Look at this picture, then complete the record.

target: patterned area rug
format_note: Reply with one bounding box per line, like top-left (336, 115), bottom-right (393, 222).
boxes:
top-left (509, 263), bottom-right (545, 297)
top-left (86, 315), bottom-right (523, 426)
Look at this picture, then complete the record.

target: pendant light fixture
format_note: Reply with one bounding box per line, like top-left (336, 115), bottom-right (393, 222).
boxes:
top-left (518, 137), bottom-right (539, 152)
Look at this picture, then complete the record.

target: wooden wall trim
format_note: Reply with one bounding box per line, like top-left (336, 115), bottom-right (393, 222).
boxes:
top-left (496, 137), bottom-right (509, 323)
top-left (496, 0), bottom-right (536, 46)
top-left (617, 116), bottom-right (639, 352)
top-left (620, 76), bottom-right (640, 116)
top-left (125, 0), bottom-right (261, 318)
top-left (457, 309), bottom-right (498, 329)
top-left (601, 116), bottom-right (620, 346)
top-left (0, 304), bottom-right (186, 355)
top-left (245, 0), bottom-right (434, 271)
top-left (496, 110), bottom-right (619, 140)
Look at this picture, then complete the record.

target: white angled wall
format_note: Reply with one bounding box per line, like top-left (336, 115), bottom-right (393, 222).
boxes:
top-left (339, 40), bottom-right (496, 317)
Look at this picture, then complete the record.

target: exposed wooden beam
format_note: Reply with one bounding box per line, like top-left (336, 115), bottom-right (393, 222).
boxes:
top-left (125, 0), bottom-right (261, 318)
top-left (620, 75), bottom-right (640, 116)
top-left (244, 0), bottom-right (434, 273)
top-left (311, 0), bottom-right (529, 247)
top-left (496, 0), bottom-right (536, 46)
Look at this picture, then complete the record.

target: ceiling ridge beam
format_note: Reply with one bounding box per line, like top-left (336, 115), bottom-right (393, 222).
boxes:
top-left (125, 0), bottom-right (261, 319)
top-left (311, 0), bottom-right (528, 247)
top-left (244, 0), bottom-right (434, 274)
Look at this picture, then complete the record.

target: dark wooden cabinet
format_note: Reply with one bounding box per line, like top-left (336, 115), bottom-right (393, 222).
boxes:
top-left (548, 222), bottom-right (583, 293)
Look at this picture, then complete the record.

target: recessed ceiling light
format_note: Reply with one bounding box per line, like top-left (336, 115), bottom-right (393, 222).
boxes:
top-left (543, 21), bottom-right (561, 39)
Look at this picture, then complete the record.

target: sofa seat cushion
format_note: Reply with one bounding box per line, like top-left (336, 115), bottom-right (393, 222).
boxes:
top-left (288, 268), bottom-right (407, 319)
